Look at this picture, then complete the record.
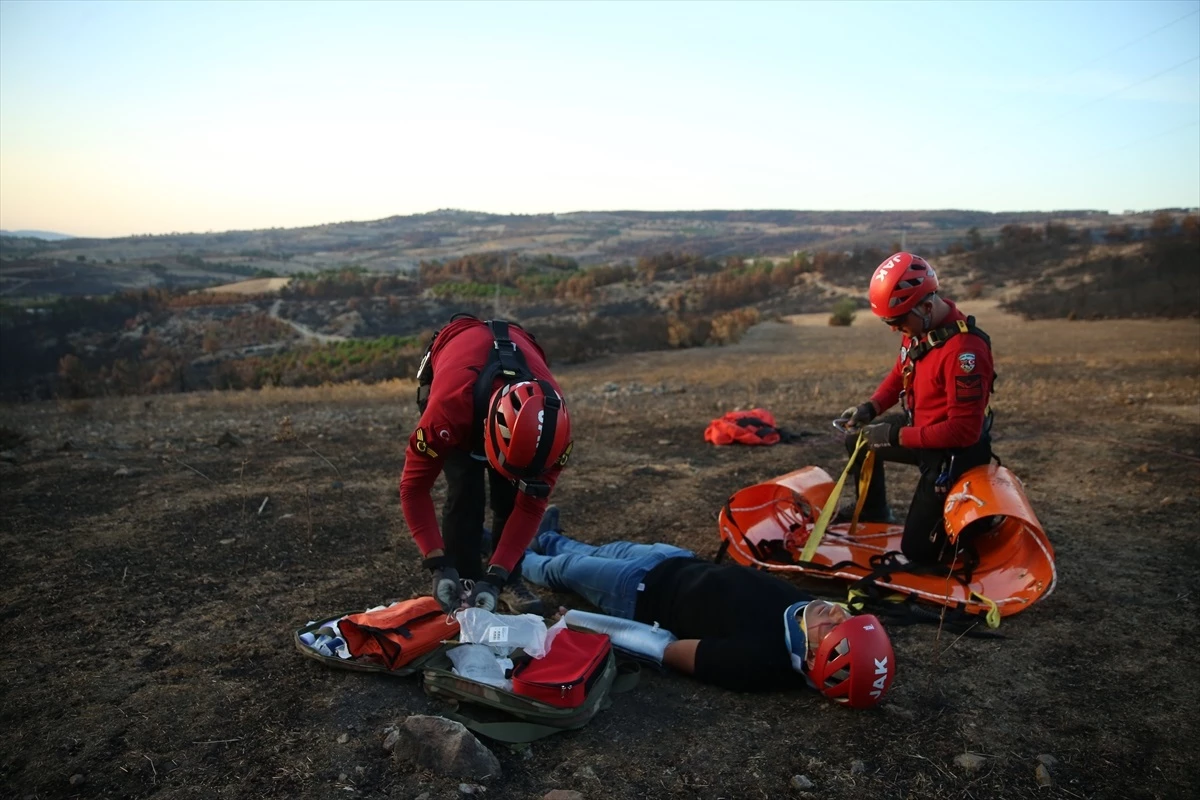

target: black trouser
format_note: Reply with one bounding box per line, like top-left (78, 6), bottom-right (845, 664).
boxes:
top-left (844, 413), bottom-right (993, 564)
top-left (441, 448), bottom-right (523, 583)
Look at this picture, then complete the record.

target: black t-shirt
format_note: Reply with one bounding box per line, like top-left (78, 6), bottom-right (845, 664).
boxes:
top-left (633, 557), bottom-right (813, 692)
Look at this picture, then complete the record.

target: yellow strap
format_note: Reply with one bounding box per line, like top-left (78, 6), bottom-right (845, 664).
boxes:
top-left (847, 450), bottom-right (875, 536)
top-left (846, 587), bottom-right (867, 612)
top-left (801, 433), bottom-right (868, 562)
top-left (853, 584), bottom-right (1000, 629)
top-left (847, 586), bottom-right (908, 610)
top-left (972, 591), bottom-right (1002, 629)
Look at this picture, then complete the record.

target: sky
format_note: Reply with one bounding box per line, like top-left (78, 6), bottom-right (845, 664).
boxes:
top-left (1, 0), bottom-right (1198, 238)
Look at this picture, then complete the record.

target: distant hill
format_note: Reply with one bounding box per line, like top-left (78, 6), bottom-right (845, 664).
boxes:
top-left (1, 210), bottom-right (1195, 401)
top-left (0, 229), bottom-right (76, 241)
top-left (0, 207), bottom-right (1162, 300)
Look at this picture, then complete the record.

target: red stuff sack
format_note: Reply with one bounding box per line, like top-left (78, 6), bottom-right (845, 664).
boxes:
top-left (704, 409), bottom-right (786, 446)
top-left (511, 629), bottom-right (611, 709)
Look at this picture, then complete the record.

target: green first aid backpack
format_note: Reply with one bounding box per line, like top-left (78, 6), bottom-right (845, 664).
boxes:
top-left (420, 640), bottom-right (640, 744)
top-left (294, 606), bottom-right (639, 744)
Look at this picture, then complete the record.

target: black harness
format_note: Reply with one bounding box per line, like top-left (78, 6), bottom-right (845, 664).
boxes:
top-left (416, 314), bottom-right (565, 496)
top-left (900, 314), bottom-right (997, 433)
top-left (906, 315), bottom-right (992, 365)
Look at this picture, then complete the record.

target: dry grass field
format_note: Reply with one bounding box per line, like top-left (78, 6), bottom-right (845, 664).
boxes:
top-left (1, 304), bottom-right (1198, 799)
top-left (204, 278), bottom-right (294, 296)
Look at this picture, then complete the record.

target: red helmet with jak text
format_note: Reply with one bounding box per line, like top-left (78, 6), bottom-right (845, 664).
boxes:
top-left (809, 614), bottom-right (895, 709)
top-left (869, 252), bottom-right (939, 320)
top-left (484, 380), bottom-right (573, 484)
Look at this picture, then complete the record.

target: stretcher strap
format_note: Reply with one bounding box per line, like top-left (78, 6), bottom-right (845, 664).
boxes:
top-left (800, 434), bottom-right (868, 562)
top-left (847, 450), bottom-right (875, 537)
top-left (845, 585), bottom-right (1006, 637)
top-left (971, 591), bottom-right (1002, 629)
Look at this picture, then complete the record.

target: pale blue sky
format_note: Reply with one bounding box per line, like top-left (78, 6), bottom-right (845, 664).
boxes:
top-left (1, 0), bottom-right (1197, 238)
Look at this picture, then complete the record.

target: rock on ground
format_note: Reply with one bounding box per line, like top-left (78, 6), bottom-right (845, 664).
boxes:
top-left (789, 774), bottom-right (814, 790)
top-left (954, 753), bottom-right (987, 772)
top-left (390, 715), bottom-right (501, 781)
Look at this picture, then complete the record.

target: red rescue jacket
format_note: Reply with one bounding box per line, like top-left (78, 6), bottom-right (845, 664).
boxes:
top-left (398, 318), bottom-right (563, 574)
top-left (870, 300), bottom-right (994, 450)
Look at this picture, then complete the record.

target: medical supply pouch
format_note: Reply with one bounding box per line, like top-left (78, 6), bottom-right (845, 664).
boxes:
top-left (510, 628), bottom-right (611, 709)
top-left (294, 596), bottom-right (459, 677)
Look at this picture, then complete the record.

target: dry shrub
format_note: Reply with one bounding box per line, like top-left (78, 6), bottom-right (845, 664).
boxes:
top-left (707, 307), bottom-right (760, 344)
top-left (828, 297), bottom-right (858, 327)
top-left (666, 315), bottom-right (701, 348)
top-left (274, 416), bottom-right (296, 442)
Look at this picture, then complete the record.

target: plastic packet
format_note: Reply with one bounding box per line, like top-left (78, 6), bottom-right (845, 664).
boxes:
top-left (446, 643), bottom-right (512, 689)
top-left (543, 616), bottom-right (568, 655)
top-left (299, 621), bottom-right (352, 659)
top-left (455, 608), bottom-right (550, 658)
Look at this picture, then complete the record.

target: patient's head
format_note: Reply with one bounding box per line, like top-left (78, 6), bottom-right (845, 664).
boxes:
top-left (786, 600), bottom-right (895, 709)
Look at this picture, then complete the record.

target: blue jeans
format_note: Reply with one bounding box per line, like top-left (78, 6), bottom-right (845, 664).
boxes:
top-left (522, 532), bottom-right (696, 619)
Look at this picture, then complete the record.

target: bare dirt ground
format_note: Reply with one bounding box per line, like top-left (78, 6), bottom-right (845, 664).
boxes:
top-left (2, 305), bottom-right (1198, 800)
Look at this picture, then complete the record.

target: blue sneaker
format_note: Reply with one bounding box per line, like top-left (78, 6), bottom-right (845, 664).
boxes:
top-left (536, 505), bottom-right (560, 538)
top-left (501, 580), bottom-right (548, 616)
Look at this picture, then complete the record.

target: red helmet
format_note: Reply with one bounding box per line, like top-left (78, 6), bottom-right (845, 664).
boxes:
top-left (869, 252), bottom-right (939, 320)
top-left (483, 380), bottom-right (572, 484)
top-left (809, 614), bottom-right (895, 709)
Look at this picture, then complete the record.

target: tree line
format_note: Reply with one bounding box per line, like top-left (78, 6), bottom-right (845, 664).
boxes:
top-left (4, 214), bottom-right (1197, 401)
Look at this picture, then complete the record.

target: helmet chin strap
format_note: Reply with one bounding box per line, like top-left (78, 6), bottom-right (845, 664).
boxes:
top-left (913, 298), bottom-right (935, 333)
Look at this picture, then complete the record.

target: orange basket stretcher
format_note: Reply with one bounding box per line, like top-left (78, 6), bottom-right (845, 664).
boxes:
top-left (717, 465), bottom-right (1057, 624)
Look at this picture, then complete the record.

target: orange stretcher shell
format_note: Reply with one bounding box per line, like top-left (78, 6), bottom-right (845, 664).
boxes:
top-left (718, 465), bottom-right (1057, 618)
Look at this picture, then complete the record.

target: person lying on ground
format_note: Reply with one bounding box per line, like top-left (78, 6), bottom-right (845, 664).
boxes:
top-left (522, 508), bottom-right (895, 708)
top-left (836, 252), bottom-right (996, 564)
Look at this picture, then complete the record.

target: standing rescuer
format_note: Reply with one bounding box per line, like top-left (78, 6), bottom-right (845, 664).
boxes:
top-left (399, 315), bottom-right (573, 615)
top-left (837, 252), bottom-right (996, 564)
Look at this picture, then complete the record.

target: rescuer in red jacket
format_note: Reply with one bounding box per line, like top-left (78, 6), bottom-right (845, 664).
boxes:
top-left (836, 253), bottom-right (996, 564)
top-left (400, 315), bottom-right (573, 616)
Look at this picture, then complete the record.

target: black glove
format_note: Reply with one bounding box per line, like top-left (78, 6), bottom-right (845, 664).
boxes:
top-left (862, 422), bottom-right (900, 450)
top-left (424, 556), bottom-right (462, 614)
top-left (466, 565), bottom-right (508, 613)
top-left (838, 402), bottom-right (877, 431)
